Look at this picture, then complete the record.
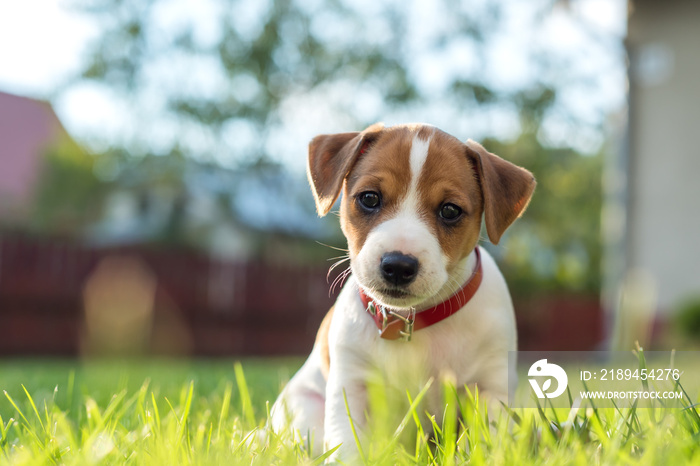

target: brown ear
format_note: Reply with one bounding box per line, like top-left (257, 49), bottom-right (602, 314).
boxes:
top-left (465, 139), bottom-right (536, 245)
top-left (307, 123), bottom-right (384, 216)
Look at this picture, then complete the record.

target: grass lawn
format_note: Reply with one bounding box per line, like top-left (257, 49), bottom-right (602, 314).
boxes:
top-left (1, 355), bottom-right (700, 465)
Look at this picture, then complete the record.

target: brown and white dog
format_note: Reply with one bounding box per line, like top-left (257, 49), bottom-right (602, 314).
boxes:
top-left (270, 123), bottom-right (535, 459)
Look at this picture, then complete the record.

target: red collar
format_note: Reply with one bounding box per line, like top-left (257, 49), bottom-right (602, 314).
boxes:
top-left (359, 247), bottom-right (483, 341)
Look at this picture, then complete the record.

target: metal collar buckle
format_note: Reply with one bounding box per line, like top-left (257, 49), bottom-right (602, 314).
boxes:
top-left (368, 301), bottom-right (415, 342)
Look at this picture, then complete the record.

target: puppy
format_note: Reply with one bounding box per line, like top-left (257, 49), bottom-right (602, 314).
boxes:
top-left (270, 123), bottom-right (535, 460)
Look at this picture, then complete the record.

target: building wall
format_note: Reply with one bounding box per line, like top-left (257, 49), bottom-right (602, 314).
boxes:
top-left (627, 0), bottom-right (700, 312)
top-left (0, 92), bottom-right (57, 215)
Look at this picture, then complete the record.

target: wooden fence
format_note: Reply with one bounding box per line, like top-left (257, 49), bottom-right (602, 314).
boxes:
top-left (0, 235), bottom-right (334, 356)
top-left (0, 235), bottom-right (604, 356)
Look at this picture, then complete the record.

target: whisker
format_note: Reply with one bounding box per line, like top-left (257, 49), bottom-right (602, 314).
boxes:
top-left (328, 257), bottom-right (350, 272)
top-left (329, 266), bottom-right (352, 296)
top-left (337, 268), bottom-right (352, 289)
top-left (444, 278), bottom-right (457, 314)
top-left (452, 278), bottom-right (464, 309)
top-left (332, 270), bottom-right (351, 296)
top-left (329, 273), bottom-right (343, 296)
top-left (326, 254), bottom-right (350, 262)
top-left (327, 256), bottom-right (350, 282)
top-left (437, 277), bottom-right (462, 315)
top-left (315, 241), bottom-right (349, 252)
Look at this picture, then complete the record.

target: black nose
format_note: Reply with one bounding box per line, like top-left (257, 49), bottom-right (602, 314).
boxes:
top-left (380, 252), bottom-right (419, 286)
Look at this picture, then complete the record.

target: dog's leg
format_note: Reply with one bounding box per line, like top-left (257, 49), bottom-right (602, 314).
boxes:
top-left (465, 358), bottom-right (515, 435)
top-left (270, 351), bottom-right (326, 454)
top-left (323, 354), bottom-right (370, 461)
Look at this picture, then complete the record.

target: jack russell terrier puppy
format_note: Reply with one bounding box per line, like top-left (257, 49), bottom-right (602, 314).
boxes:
top-left (270, 123), bottom-right (535, 459)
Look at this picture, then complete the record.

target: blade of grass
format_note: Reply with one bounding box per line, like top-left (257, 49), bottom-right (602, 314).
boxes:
top-left (205, 422), bottom-right (213, 456)
top-left (234, 362), bottom-right (256, 428)
top-left (177, 381), bottom-right (194, 447)
top-left (151, 391), bottom-right (162, 434)
top-left (20, 385), bottom-right (45, 434)
top-left (622, 399), bottom-right (639, 444)
top-left (342, 388), bottom-right (366, 464)
top-left (441, 381), bottom-right (458, 466)
top-left (405, 390), bottom-right (434, 463)
top-left (311, 444), bottom-right (341, 466)
top-left (581, 378), bottom-right (603, 427)
top-left (217, 381), bottom-right (232, 442)
top-left (0, 414), bottom-right (15, 447)
top-left (4, 391), bottom-right (42, 447)
top-left (376, 378), bottom-right (434, 464)
top-left (231, 428), bottom-right (259, 455)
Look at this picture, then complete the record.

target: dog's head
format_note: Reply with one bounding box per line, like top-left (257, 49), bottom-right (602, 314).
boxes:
top-left (308, 123), bottom-right (535, 310)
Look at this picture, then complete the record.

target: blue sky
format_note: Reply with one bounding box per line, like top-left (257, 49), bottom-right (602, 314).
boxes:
top-left (0, 0), bottom-right (627, 171)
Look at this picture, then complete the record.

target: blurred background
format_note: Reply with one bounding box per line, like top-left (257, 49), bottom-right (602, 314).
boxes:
top-left (0, 0), bottom-right (698, 358)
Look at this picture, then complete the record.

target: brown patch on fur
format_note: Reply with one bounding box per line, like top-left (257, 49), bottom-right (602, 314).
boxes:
top-left (340, 126), bottom-right (415, 258)
top-left (416, 125), bottom-right (435, 142)
top-left (465, 140), bottom-right (536, 244)
top-left (307, 122), bottom-right (535, 262)
top-left (307, 123), bottom-right (385, 216)
top-left (315, 306), bottom-right (334, 380)
top-left (416, 129), bottom-right (484, 270)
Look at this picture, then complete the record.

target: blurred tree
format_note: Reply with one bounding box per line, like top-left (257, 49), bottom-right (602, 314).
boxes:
top-left (67, 0), bottom-right (618, 162)
top-left (483, 133), bottom-right (603, 295)
top-left (29, 133), bottom-right (109, 237)
top-left (477, 86), bottom-right (604, 295)
top-left (55, 0), bottom-right (621, 291)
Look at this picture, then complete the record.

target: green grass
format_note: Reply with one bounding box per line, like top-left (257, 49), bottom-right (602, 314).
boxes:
top-left (1, 354), bottom-right (700, 465)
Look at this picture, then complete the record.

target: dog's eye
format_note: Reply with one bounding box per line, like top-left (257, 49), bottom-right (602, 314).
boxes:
top-left (439, 203), bottom-right (462, 222)
top-left (357, 191), bottom-right (381, 210)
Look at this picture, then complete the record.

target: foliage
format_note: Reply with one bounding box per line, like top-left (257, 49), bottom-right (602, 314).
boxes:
top-left (675, 296), bottom-right (700, 339)
top-left (483, 132), bottom-right (603, 295)
top-left (85, 148), bottom-right (333, 260)
top-left (49, 0), bottom-right (620, 287)
top-left (67, 0), bottom-right (617, 161)
top-left (28, 135), bottom-right (109, 237)
top-left (2, 354), bottom-right (700, 465)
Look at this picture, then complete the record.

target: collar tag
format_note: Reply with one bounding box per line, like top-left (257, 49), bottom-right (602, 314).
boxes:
top-left (367, 301), bottom-right (377, 317)
top-left (380, 307), bottom-right (415, 342)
